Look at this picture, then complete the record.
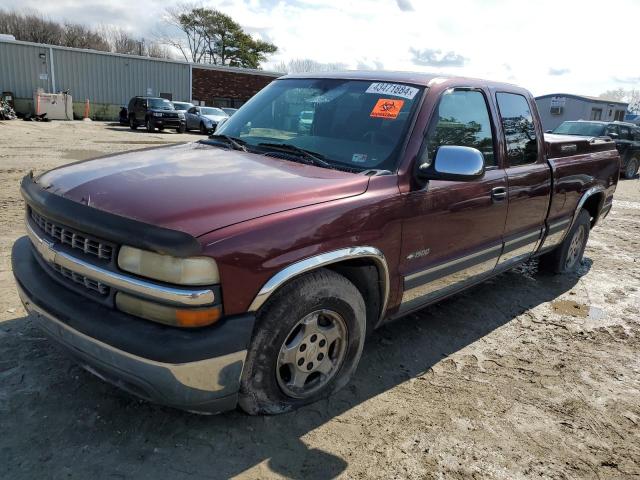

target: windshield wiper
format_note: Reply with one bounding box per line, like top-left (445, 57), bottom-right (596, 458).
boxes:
top-left (258, 142), bottom-right (332, 168)
top-left (206, 134), bottom-right (248, 152)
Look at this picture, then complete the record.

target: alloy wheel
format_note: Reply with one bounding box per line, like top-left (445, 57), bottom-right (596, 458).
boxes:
top-left (276, 309), bottom-right (348, 399)
top-left (565, 224), bottom-right (586, 269)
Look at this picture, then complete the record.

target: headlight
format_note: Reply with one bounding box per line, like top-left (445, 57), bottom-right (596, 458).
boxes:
top-left (178, 112), bottom-right (185, 119)
top-left (118, 246), bottom-right (219, 285)
top-left (152, 112), bottom-right (163, 117)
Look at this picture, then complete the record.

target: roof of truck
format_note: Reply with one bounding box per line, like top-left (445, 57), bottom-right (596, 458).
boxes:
top-left (280, 70), bottom-right (522, 90)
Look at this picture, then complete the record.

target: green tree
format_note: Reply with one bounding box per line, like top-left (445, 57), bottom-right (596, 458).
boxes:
top-left (163, 5), bottom-right (277, 68)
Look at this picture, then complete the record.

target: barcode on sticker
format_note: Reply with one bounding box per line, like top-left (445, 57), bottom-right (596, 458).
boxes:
top-left (366, 83), bottom-right (419, 100)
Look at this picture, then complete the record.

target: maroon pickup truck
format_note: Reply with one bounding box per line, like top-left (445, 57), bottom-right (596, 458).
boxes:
top-left (12, 72), bottom-right (620, 415)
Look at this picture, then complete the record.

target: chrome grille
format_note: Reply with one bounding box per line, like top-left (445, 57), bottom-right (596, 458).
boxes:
top-left (30, 210), bottom-right (114, 262)
top-left (51, 263), bottom-right (110, 296)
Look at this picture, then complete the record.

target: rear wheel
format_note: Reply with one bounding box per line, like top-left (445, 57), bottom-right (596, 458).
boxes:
top-left (623, 155), bottom-right (639, 179)
top-left (539, 209), bottom-right (590, 274)
top-left (129, 116), bottom-right (137, 130)
top-left (238, 269), bottom-right (366, 415)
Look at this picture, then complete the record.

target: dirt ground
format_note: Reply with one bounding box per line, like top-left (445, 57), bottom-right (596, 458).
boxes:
top-left (0, 120), bottom-right (639, 480)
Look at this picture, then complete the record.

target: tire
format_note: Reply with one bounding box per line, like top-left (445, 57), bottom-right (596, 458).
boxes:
top-left (158, 126), bottom-right (164, 132)
top-left (539, 209), bottom-right (590, 274)
top-left (623, 155), bottom-right (639, 179)
top-left (199, 122), bottom-right (209, 135)
top-left (238, 269), bottom-right (366, 415)
top-left (176, 124), bottom-right (186, 134)
top-left (146, 118), bottom-right (155, 132)
top-left (129, 116), bottom-right (137, 130)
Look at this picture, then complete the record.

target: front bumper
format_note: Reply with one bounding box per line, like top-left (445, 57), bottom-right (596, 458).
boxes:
top-left (12, 236), bottom-right (255, 414)
top-left (150, 117), bottom-right (184, 128)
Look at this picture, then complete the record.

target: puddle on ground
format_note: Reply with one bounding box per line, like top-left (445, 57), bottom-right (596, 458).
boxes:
top-left (551, 300), bottom-right (606, 320)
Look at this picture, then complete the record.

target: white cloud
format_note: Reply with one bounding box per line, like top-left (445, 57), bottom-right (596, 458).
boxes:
top-left (2, 0), bottom-right (639, 96)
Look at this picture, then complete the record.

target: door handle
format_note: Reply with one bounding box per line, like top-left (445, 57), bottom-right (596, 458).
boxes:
top-left (491, 187), bottom-right (507, 202)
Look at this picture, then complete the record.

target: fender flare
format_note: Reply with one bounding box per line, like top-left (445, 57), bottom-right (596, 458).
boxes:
top-left (570, 185), bottom-right (605, 231)
top-left (247, 246), bottom-right (390, 323)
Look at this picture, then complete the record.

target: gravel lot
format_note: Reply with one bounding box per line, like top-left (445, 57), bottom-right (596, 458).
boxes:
top-left (1, 120), bottom-right (639, 479)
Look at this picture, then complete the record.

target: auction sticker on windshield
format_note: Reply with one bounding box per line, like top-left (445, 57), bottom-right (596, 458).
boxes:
top-left (370, 98), bottom-right (405, 119)
top-left (366, 83), bottom-right (419, 99)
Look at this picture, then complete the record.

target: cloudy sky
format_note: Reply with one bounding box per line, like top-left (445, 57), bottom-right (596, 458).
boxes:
top-left (2, 0), bottom-right (639, 96)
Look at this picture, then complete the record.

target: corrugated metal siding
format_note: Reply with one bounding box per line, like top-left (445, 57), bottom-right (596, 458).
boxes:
top-left (52, 49), bottom-right (190, 104)
top-left (0, 41), bottom-right (189, 104)
top-left (0, 41), bottom-right (53, 97)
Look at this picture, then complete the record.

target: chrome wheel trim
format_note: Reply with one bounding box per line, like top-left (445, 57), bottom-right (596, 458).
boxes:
top-left (566, 225), bottom-right (586, 269)
top-left (276, 309), bottom-right (348, 399)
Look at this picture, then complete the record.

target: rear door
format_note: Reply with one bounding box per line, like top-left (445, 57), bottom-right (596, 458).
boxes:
top-left (494, 92), bottom-right (551, 268)
top-left (398, 87), bottom-right (508, 314)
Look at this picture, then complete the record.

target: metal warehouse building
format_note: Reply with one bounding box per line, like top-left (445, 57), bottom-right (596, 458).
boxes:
top-left (535, 93), bottom-right (629, 131)
top-left (0, 37), bottom-right (281, 120)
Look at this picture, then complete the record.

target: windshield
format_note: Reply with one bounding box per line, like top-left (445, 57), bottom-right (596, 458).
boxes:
top-left (216, 78), bottom-right (424, 171)
top-left (201, 107), bottom-right (226, 116)
top-left (148, 98), bottom-right (174, 110)
top-left (173, 102), bottom-right (193, 110)
top-left (553, 122), bottom-right (605, 137)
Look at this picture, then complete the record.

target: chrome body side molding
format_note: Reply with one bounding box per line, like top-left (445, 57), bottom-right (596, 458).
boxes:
top-left (399, 244), bottom-right (502, 314)
top-left (26, 220), bottom-right (216, 306)
top-left (248, 247), bottom-right (390, 321)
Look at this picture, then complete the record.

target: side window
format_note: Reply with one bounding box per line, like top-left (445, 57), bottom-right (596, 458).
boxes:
top-left (619, 126), bottom-right (631, 140)
top-left (423, 89), bottom-right (495, 166)
top-left (496, 93), bottom-right (538, 166)
top-left (187, 107), bottom-right (196, 114)
top-left (606, 125), bottom-right (619, 137)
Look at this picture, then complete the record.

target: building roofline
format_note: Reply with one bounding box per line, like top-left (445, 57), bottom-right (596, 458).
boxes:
top-left (535, 92), bottom-right (628, 106)
top-left (0, 37), bottom-right (283, 78)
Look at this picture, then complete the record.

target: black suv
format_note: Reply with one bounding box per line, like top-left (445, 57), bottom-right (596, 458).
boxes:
top-left (552, 120), bottom-right (640, 178)
top-left (127, 96), bottom-right (186, 133)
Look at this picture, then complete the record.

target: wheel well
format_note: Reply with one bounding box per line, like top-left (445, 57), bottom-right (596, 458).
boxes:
top-left (582, 193), bottom-right (603, 227)
top-left (326, 259), bottom-right (383, 335)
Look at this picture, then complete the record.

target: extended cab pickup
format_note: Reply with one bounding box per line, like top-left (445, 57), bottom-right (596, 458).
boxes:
top-left (12, 72), bottom-right (620, 415)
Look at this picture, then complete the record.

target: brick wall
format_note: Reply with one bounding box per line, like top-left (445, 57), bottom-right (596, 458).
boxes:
top-left (192, 67), bottom-right (277, 107)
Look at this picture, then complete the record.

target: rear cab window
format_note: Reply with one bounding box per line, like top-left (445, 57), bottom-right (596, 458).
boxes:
top-left (496, 92), bottom-right (538, 166)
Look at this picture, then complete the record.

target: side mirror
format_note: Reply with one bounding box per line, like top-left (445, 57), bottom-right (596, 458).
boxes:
top-left (417, 145), bottom-right (485, 182)
top-left (608, 132), bottom-right (619, 139)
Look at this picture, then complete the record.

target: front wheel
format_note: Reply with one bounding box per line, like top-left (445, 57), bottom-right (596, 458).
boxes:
top-left (539, 209), bottom-right (590, 274)
top-left (199, 122), bottom-right (209, 135)
top-left (239, 269), bottom-right (366, 415)
top-left (129, 116), bottom-right (137, 130)
top-left (623, 155), bottom-right (639, 179)
top-left (146, 118), bottom-right (155, 132)
top-left (176, 123), bottom-right (186, 134)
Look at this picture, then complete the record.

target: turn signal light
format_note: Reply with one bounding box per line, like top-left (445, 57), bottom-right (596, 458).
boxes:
top-left (116, 293), bottom-right (222, 328)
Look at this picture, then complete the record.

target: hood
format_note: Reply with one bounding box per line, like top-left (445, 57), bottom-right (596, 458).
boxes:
top-left (37, 142), bottom-right (370, 237)
top-left (202, 114), bottom-right (227, 123)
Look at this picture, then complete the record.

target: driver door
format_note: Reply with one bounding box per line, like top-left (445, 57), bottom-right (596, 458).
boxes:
top-left (398, 87), bottom-right (508, 315)
top-left (186, 107), bottom-right (199, 130)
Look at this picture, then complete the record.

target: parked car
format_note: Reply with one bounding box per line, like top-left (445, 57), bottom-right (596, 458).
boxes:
top-left (13, 72), bottom-right (619, 415)
top-left (172, 101), bottom-right (195, 114)
top-left (185, 106), bottom-right (228, 134)
top-left (298, 110), bottom-right (314, 133)
top-left (221, 107), bottom-right (238, 116)
top-left (127, 96), bottom-right (186, 133)
top-left (552, 120), bottom-right (640, 178)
